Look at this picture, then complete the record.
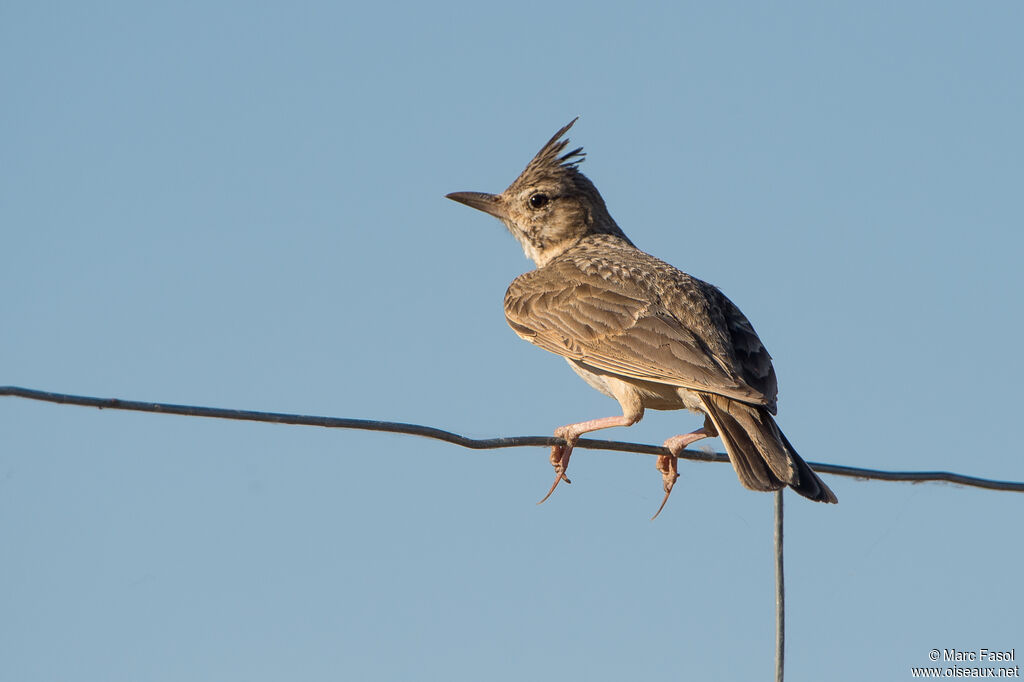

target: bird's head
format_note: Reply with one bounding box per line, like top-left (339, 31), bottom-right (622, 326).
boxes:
top-left (447, 118), bottom-right (626, 267)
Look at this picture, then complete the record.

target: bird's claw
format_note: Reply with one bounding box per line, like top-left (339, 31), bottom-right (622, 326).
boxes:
top-left (651, 454), bottom-right (679, 520)
top-left (538, 444), bottom-right (572, 504)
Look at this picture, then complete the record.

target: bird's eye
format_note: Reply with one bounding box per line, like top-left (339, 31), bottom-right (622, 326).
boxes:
top-left (529, 193), bottom-right (549, 209)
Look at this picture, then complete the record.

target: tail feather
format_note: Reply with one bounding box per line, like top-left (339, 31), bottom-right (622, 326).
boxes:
top-left (776, 427), bottom-right (838, 503)
top-left (698, 393), bottom-right (837, 504)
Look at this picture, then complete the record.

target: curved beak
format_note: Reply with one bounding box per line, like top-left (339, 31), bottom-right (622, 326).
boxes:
top-left (445, 191), bottom-right (506, 220)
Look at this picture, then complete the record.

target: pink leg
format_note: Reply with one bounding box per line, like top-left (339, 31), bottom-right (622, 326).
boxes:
top-left (651, 425), bottom-right (716, 520)
top-left (538, 413), bottom-right (642, 505)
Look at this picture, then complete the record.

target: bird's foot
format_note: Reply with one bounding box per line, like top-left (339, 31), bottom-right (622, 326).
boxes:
top-left (536, 414), bottom-right (643, 507)
top-left (538, 432), bottom-right (575, 505)
top-left (651, 426), bottom-right (713, 520)
top-left (651, 454), bottom-right (679, 520)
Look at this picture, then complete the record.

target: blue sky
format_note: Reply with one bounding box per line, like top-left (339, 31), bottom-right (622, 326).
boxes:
top-left (2, 2), bottom-right (1022, 680)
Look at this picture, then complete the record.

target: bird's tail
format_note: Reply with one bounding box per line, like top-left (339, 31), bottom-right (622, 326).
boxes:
top-left (698, 393), bottom-right (837, 504)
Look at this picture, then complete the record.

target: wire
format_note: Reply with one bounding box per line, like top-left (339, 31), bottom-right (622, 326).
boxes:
top-left (774, 491), bottom-right (785, 682)
top-left (6, 384), bottom-right (1023, 682)
top-left (3, 385), bottom-right (1022, 493)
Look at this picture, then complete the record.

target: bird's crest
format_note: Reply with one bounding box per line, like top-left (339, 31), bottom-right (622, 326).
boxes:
top-left (514, 118), bottom-right (585, 186)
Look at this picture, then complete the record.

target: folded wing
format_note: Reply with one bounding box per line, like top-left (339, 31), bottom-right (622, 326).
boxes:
top-left (504, 260), bottom-right (777, 409)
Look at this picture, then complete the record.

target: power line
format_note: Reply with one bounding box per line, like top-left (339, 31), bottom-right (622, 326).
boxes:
top-left (5, 384), bottom-right (1022, 681)
top-left (775, 491), bottom-right (785, 682)
top-left (3, 385), bottom-right (1022, 493)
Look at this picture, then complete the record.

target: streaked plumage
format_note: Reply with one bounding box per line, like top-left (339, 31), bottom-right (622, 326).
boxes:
top-left (447, 119), bottom-right (836, 515)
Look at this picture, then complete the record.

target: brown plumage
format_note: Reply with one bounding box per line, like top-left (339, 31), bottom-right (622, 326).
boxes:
top-left (447, 119), bottom-right (837, 516)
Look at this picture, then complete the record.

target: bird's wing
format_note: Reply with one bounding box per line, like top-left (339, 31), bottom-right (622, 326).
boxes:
top-left (715, 294), bottom-right (778, 410)
top-left (504, 261), bottom-right (775, 408)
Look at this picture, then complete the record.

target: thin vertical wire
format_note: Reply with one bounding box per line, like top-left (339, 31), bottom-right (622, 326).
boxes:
top-left (7, 385), bottom-right (1024, 679)
top-left (774, 490), bottom-right (785, 682)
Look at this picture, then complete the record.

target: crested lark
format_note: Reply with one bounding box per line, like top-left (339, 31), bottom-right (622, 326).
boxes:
top-left (447, 119), bottom-right (837, 517)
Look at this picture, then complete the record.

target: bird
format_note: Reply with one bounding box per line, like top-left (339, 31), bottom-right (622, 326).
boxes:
top-left (446, 119), bottom-right (837, 518)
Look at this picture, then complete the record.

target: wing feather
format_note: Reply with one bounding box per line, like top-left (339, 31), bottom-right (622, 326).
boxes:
top-left (505, 259), bottom-right (775, 408)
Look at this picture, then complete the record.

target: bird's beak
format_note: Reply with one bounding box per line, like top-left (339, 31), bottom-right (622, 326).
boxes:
top-left (445, 191), bottom-right (506, 220)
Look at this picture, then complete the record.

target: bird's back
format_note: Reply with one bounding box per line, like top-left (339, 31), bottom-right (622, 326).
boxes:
top-left (506, 234), bottom-right (779, 411)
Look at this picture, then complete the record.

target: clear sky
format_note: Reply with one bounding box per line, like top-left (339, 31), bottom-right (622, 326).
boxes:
top-left (2, 2), bottom-right (1022, 680)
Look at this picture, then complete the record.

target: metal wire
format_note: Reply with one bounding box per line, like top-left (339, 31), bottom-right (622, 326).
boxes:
top-left (5, 384), bottom-right (1023, 682)
top-left (4, 386), bottom-right (1023, 493)
top-left (774, 491), bottom-right (785, 682)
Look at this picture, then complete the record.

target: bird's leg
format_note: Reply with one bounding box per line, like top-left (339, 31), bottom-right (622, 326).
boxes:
top-left (538, 413), bottom-right (642, 505)
top-left (651, 419), bottom-right (717, 520)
